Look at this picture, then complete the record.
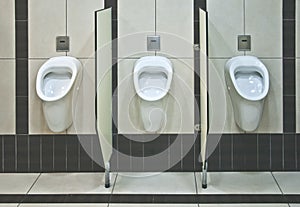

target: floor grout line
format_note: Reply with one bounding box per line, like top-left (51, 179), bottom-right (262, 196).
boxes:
top-left (271, 172), bottom-right (285, 195)
top-left (109, 172), bottom-right (118, 203)
top-left (25, 173), bottom-right (42, 194)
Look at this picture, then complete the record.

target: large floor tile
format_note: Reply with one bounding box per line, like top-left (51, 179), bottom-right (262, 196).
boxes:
top-left (0, 173), bottom-right (39, 194)
top-left (273, 172), bottom-right (300, 194)
top-left (290, 205), bottom-right (300, 207)
top-left (20, 205), bottom-right (107, 207)
top-left (110, 205), bottom-right (197, 207)
top-left (28, 173), bottom-right (116, 194)
top-left (200, 205), bottom-right (288, 207)
top-left (196, 172), bottom-right (281, 194)
top-left (113, 172), bottom-right (196, 194)
top-left (0, 205), bottom-right (18, 207)
top-left (20, 204), bottom-right (107, 207)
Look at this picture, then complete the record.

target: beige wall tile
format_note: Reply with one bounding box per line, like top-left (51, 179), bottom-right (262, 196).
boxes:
top-left (245, 0), bottom-right (282, 58)
top-left (208, 58), bottom-right (283, 133)
top-left (29, 0), bottom-right (66, 58)
top-left (118, 58), bottom-right (194, 134)
top-left (0, 0), bottom-right (15, 58)
top-left (67, 0), bottom-right (104, 58)
top-left (207, 0), bottom-right (244, 58)
top-left (296, 59), bottom-right (300, 132)
top-left (29, 59), bottom-right (66, 134)
top-left (67, 58), bottom-right (96, 134)
top-left (118, 0), bottom-right (155, 58)
top-left (297, 0), bottom-right (300, 58)
top-left (0, 60), bottom-right (15, 134)
top-left (156, 0), bottom-right (194, 58)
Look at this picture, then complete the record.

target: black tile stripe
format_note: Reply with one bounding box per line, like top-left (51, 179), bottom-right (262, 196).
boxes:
top-left (283, 0), bottom-right (296, 133)
top-left (15, 0), bottom-right (28, 135)
top-left (1, 194), bottom-right (300, 204)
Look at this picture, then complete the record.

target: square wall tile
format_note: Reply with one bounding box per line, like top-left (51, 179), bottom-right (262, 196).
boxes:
top-left (245, 0), bottom-right (282, 58)
top-left (0, 0), bottom-right (15, 58)
top-left (0, 60), bottom-right (15, 134)
top-left (297, 0), bottom-right (300, 58)
top-left (208, 59), bottom-right (282, 133)
top-left (156, 0), bottom-right (194, 58)
top-left (207, 0), bottom-right (244, 58)
top-left (118, 59), bottom-right (194, 134)
top-left (29, 0), bottom-right (66, 58)
top-left (28, 60), bottom-right (66, 134)
top-left (297, 59), bottom-right (300, 132)
top-left (67, 0), bottom-right (104, 58)
top-left (67, 58), bottom-right (96, 134)
top-left (118, 0), bottom-right (155, 58)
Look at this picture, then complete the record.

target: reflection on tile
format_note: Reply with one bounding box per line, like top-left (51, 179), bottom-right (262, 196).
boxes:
top-left (245, 0), bottom-right (282, 58)
top-left (28, 173), bottom-right (116, 194)
top-left (118, 0), bottom-right (155, 58)
top-left (0, 60), bottom-right (15, 134)
top-left (207, 0), bottom-right (244, 58)
top-left (200, 205), bottom-right (288, 207)
top-left (20, 204), bottom-right (107, 207)
top-left (67, 0), bottom-right (103, 58)
top-left (0, 173), bottom-right (39, 194)
top-left (195, 172), bottom-right (281, 194)
top-left (113, 172), bottom-right (196, 194)
top-left (110, 205), bottom-right (197, 207)
top-left (273, 172), bottom-right (300, 194)
top-left (0, 0), bottom-right (15, 58)
top-left (29, 0), bottom-right (66, 58)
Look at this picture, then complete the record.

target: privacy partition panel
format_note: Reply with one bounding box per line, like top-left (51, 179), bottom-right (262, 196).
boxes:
top-left (95, 8), bottom-right (113, 186)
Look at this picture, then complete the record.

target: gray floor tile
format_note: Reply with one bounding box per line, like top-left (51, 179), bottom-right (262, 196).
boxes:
top-left (20, 204), bottom-right (108, 207)
top-left (28, 173), bottom-right (116, 194)
top-left (113, 172), bottom-right (196, 194)
top-left (196, 172), bottom-right (281, 194)
top-left (273, 172), bottom-right (300, 194)
top-left (0, 173), bottom-right (39, 194)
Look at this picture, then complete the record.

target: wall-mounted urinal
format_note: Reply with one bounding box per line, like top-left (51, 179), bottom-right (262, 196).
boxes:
top-left (133, 56), bottom-right (173, 132)
top-left (36, 56), bottom-right (82, 132)
top-left (224, 56), bottom-right (269, 132)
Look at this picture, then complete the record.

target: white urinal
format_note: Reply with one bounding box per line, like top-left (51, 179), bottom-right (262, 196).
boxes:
top-left (36, 56), bottom-right (82, 132)
top-left (224, 56), bottom-right (269, 131)
top-left (133, 56), bottom-right (173, 132)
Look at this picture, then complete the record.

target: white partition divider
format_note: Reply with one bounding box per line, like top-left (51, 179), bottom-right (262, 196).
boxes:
top-left (199, 8), bottom-right (208, 189)
top-left (95, 8), bottom-right (113, 188)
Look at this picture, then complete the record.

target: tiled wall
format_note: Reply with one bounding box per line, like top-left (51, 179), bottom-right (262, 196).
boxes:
top-left (0, 0), bottom-right (299, 173)
top-left (28, 0), bottom-right (103, 134)
top-left (0, 0), bottom-right (15, 134)
top-left (207, 0), bottom-right (299, 171)
top-left (117, 0), bottom-right (195, 134)
top-left (296, 0), bottom-right (300, 132)
top-left (208, 0), bottom-right (283, 133)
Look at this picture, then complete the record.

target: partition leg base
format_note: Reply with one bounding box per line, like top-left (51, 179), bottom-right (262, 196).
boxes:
top-left (202, 161), bottom-right (208, 189)
top-left (105, 162), bottom-right (111, 188)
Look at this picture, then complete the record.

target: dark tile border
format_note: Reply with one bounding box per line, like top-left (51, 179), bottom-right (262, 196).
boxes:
top-left (1, 194), bottom-right (300, 204)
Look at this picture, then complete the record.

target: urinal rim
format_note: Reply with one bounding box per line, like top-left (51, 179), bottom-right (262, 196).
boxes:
top-left (225, 55), bottom-right (269, 101)
top-left (133, 56), bottom-right (173, 102)
top-left (36, 56), bottom-right (82, 102)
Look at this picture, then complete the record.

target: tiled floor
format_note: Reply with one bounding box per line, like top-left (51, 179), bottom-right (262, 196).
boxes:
top-left (0, 172), bottom-right (299, 206)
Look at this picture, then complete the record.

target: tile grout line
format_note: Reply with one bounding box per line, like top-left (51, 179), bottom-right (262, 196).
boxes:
top-left (271, 172), bottom-right (285, 195)
top-left (109, 172), bottom-right (118, 204)
top-left (26, 173), bottom-right (42, 194)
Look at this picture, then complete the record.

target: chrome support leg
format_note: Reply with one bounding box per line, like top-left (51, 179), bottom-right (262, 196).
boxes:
top-left (105, 162), bottom-right (110, 188)
top-left (202, 161), bottom-right (208, 189)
